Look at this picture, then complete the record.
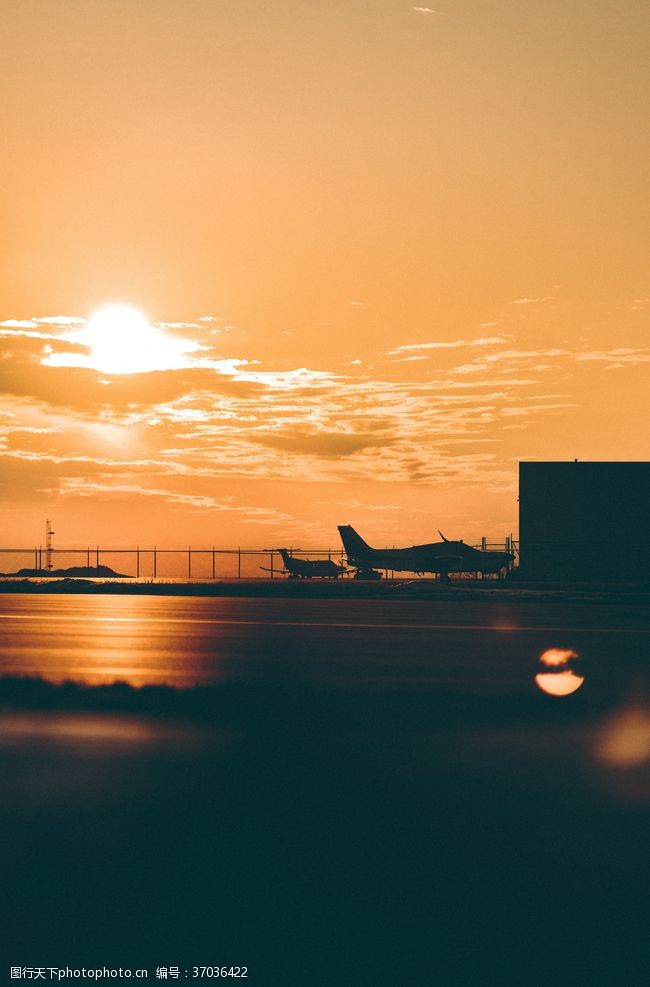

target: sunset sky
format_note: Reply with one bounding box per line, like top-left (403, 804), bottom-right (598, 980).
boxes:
top-left (1, 0), bottom-right (648, 550)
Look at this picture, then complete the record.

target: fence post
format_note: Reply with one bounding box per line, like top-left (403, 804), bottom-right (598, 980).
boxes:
top-left (136, 547), bottom-right (140, 578)
top-left (238, 547), bottom-right (241, 578)
top-left (212, 548), bottom-right (216, 580)
top-left (188, 547), bottom-right (191, 580)
top-left (153, 547), bottom-right (157, 579)
top-left (96, 546), bottom-right (99, 568)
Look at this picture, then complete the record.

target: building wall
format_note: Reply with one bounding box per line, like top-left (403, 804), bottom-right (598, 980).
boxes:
top-left (518, 462), bottom-right (650, 581)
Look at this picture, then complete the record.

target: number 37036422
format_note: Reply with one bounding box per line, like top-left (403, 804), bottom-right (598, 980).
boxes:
top-left (192, 968), bottom-right (248, 978)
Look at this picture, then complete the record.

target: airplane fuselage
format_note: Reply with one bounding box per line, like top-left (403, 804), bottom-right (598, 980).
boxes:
top-left (338, 526), bottom-right (513, 576)
top-left (278, 549), bottom-right (346, 579)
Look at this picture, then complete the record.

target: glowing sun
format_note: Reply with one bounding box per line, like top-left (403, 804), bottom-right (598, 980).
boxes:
top-left (80, 305), bottom-right (190, 374)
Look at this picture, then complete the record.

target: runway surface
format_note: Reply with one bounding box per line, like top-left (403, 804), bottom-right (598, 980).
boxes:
top-left (0, 593), bottom-right (646, 688)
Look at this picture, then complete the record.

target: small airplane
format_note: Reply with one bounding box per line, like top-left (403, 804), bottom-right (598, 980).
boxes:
top-left (261, 548), bottom-right (348, 580)
top-left (338, 525), bottom-right (514, 580)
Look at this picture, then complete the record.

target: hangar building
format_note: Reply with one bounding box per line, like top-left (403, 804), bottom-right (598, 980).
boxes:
top-left (518, 461), bottom-right (650, 581)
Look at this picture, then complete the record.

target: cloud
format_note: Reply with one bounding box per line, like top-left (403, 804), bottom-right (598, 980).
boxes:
top-left (57, 477), bottom-right (306, 525)
top-left (324, 499), bottom-right (402, 513)
top-left (33, 316), bottom-right (86, 326)
top-left (449, 345), bottom-right (650, 375)
top-left (0, 449), bottom-right (172, 468)
top-left (0, 425), bottom-right (61, 435)
top-left (575, 348), bottom-right (650, 366)
top-left (499, 402), bottom-right (576, 417)
top-left (509, 297), bottom-right (554, 305)
top-left (1, 309), bottom-right (646, 502)
top-left (232, 367), bottom-right (338, 389)
top-left (0, 315), bottom-right (86, 335)
top-left (413, 6), bottom-right (436, 12)
top-left (156, 321), bottom-right (204, 330)
top-left (249, 429), bottom-right (396, 458)
top-left (0, 327), bottom-right (62, 341)
top-left (0, 375), bottom-right (534, 492)
top-left (389, 336), bottom-right (512, 357)
top-left (471, 337), bottom-right (512, 347)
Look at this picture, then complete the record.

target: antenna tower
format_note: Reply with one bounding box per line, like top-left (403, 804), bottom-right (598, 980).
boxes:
top-left (45, 518), bottom-right (55, 572)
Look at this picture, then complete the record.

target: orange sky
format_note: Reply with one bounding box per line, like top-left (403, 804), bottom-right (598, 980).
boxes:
top-left (1, 1), bottom-right (648, 550)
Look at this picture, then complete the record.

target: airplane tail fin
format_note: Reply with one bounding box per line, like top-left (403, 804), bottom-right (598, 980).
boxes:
top-left (277, 548), bottom-right (292, 567)
top-left (337, 525), bottom-right (373, 559)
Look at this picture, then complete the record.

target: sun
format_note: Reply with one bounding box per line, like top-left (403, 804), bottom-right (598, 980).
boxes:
top-left (40, 303), bottom-right (202, 374)
top-left (535, 671), bottom-right (585, 697)
top-left (79, 304), bottom-right (191, 375)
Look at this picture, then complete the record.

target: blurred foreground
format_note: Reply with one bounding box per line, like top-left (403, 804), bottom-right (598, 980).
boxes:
top-left (0, 595), bottom-right (648, 984)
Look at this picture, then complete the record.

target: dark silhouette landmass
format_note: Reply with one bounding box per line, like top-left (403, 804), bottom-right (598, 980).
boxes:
top-left (0, 564), bottom-right (130, 578)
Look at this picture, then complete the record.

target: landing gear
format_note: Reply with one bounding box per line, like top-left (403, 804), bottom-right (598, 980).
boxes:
top-left (353, 569), bottom-right (382, 580)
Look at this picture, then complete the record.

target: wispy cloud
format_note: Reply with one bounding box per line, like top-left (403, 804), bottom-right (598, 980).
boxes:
top-left (33, 316), bottom-right (86, 326)
top-left (323, 498), bottom-right (402, 513)
top-left (232, 367), bottom-right (338, 389)
top-left (449, 345), bottom-right (650, 375)
top-left (0, 326), bottom-right (62, 341)
top-left (57, 478), bottom-right (309, 526)
top-left (1, 316), bottom-right (86, 330)
top-left (389, 335), bottom-right (512, 356)
top-left (575, 348), bottom-right (650, 366)
top-left (156, 321), bottom-right (204, 330)
top-left (0, 425), bottom-right (61, 435)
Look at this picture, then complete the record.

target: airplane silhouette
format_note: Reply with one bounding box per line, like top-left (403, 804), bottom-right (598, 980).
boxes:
top-left (261, 548), bottom-right (348, 579)
top-left (338, 525), bottom-right (513, 580)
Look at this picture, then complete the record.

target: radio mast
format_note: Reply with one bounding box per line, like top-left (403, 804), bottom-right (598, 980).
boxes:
top-left (45, 519), bottom-right (55, 572)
